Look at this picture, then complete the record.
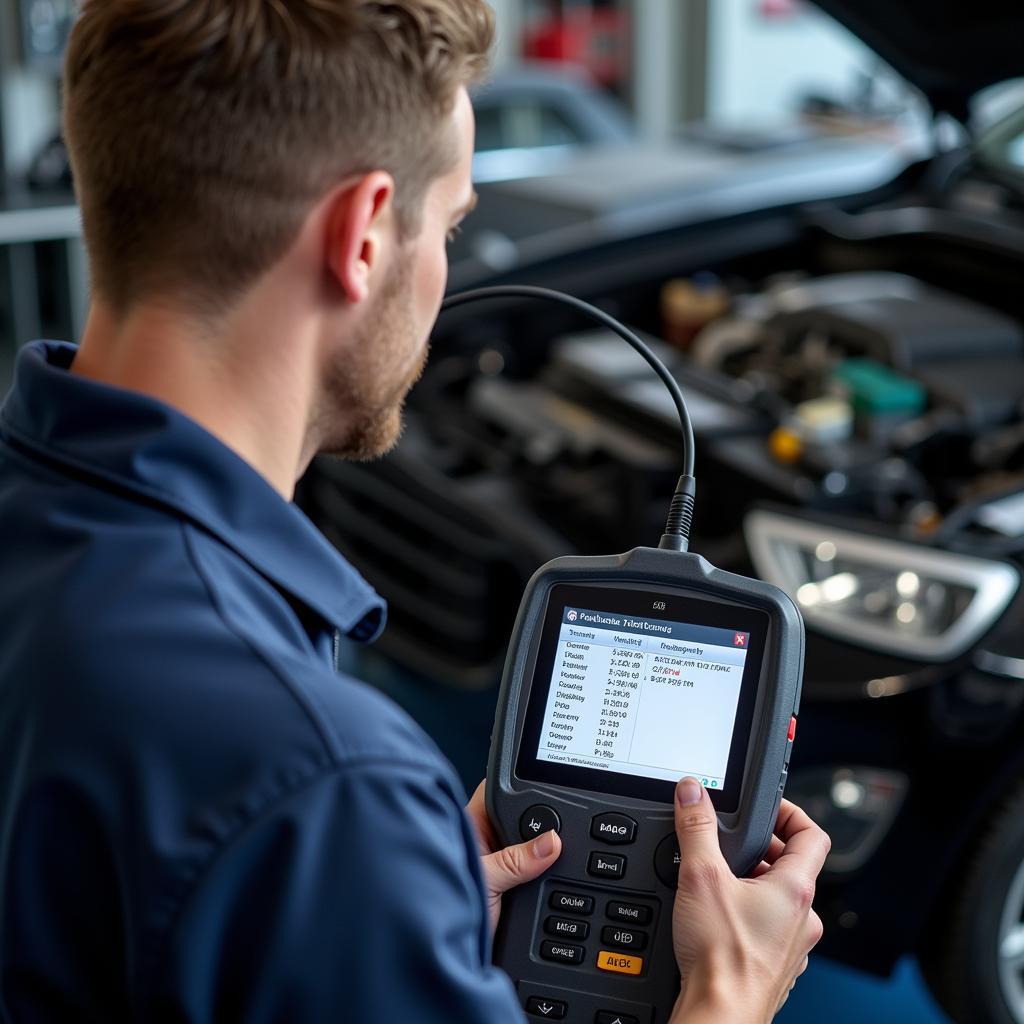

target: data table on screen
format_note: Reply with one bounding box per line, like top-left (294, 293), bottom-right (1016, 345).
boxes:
top-left (536, 610), bottom-right (750, 788)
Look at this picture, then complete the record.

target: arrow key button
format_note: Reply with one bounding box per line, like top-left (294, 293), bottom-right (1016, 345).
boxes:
top-left (525, 996), bottom-right (568, 1019)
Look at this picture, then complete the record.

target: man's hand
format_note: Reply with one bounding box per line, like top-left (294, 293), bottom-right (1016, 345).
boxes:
top-left (466, 781), bottom-right (562, 935)
top-left (669, 779), bottom-right (830, 1024)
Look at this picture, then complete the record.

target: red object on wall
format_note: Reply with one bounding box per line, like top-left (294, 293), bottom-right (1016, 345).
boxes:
top-left (760, 0), bottom-right (799, 18)
top-left (523, 7), bottom-right (630, 88)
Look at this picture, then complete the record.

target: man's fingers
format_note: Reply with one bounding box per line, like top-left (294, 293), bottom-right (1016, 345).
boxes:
top-left (465, 780), bottom-right (498, 853)
top-left (467, 780), bottom-right (486, 814)
top-left (763, 833), bottom-right (785, 864)
top-left (765, 798), bottom-right (835, 905)
top-left (481, 830), bottom-right (562, 897)
top-left (764, 800), bottom-right (831, 895)
top-left (674, 778), bottom-right (726, 887)
top-left (749, 834), bottom-right (786, 878)
top-left (774, 800), bottom-right (826, 846)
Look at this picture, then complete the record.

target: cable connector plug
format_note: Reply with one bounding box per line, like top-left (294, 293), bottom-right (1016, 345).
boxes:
top-left (659, 475), bottom-right (697, 552)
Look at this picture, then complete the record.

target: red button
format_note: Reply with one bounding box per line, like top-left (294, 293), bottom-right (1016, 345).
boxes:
top-left (787, 716), bottom-right (797, 742)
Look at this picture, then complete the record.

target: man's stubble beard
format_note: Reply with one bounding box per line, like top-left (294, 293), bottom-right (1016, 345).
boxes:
top-left (315, 251), bottom-right (430, 463)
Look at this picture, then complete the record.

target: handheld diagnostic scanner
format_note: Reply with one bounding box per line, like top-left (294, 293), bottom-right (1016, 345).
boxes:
top-left (440, 286), bottom-right (805, 1024)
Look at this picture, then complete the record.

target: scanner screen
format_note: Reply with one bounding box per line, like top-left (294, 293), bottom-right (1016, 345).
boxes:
top-left (516, 584), bottom-right (768, 810)
top-left (535, 606), bottom-right (749, 790)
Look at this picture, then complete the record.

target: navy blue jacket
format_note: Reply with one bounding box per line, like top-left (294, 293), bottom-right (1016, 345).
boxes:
top-left (0, 342), bottom-right (523, 1022)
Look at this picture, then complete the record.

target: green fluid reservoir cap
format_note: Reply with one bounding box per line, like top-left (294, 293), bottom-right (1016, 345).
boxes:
top-left (831, 359), bottom-right (927, 417)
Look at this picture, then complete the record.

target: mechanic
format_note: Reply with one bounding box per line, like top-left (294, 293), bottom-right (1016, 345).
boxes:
top-left (0, 2), bottom-right (828, 1022)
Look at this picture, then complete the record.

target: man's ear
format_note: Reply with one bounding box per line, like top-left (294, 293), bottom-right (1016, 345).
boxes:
top-left (325, 171), bottom-right (396, 304)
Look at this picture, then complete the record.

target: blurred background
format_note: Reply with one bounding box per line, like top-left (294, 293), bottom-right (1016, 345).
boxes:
top-left (5, 2), bottom-right (1024, 1023)
top-left (0, 0), bottom-right (942, 393)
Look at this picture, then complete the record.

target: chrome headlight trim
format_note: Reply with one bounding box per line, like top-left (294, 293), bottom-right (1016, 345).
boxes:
top-left (744, 510), bottom-right (1020, 662)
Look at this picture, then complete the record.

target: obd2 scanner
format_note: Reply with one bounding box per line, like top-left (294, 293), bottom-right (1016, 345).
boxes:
top-left (439, 287), bottom-right (804, 1024)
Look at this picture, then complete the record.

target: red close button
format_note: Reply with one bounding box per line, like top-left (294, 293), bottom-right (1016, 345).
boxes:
top-left (787, 716), bottom-right (797, 742)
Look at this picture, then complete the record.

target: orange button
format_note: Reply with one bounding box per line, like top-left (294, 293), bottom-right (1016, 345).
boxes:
top-left (596, 950), bottom-right (643, 976)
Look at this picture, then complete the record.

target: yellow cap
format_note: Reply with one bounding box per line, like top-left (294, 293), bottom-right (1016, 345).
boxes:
top-left (769, 427), bottom-right (803, 465)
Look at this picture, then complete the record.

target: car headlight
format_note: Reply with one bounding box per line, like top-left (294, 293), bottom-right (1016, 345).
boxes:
top-left (744, 510), bottom-right (1019, 661)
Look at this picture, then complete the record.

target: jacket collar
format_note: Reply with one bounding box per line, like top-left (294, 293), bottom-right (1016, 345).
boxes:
top-left (1, 341), bottom-right (385, 642)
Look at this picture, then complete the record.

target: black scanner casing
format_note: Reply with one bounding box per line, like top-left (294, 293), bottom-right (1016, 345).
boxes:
top-left (486, 547), bottom-right (804, 1024)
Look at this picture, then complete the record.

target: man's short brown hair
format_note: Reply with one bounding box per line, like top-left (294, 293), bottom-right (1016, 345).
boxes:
top-left (63, 0), bottom-right (493, 315)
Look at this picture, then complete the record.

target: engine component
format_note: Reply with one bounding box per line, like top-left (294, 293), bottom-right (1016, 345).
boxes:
top-left (660, 274), bottom-right (730, 348)
top-left (792, 397), bottom-right (855, 445)
top-left (831, 359), bottom-right (927, 439)
top-left (694, 272), bottom-right (1024, 431)
top-left (760, 272), bottom-right (1023, 370)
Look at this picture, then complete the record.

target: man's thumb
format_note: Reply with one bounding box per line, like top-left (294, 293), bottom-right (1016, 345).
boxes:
top-left (674, 777), bottom-right (724, 871)
top-left (484, 829), bottom-right (563, 897)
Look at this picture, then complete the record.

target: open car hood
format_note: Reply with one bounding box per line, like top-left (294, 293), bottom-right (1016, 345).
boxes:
top-left (810, 0), bottom-right (1023, 122)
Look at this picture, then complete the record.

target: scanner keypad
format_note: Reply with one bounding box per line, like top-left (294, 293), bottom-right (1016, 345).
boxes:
top-left (549, 891), bottom-right (594, 915)
top-left (534, 881), bottom-right (657, 981)
top-left (541, 940), bottom-right (585, 965)
top-left (601, 926), bottom-right (648, 951)
top-left (521, 804), bottom-right (562, 842)
top-left (545, 916), bottom-right (589, 940)
top-left (606, 900), bottom-right (652, 925)
top-left (525, 995), bottom-right (568, 1019)
top-left (652, 835), bottom-right (681, 888)
top-left (587, 851), bottom-right (627, 879)
top-left (590, 812), bottom-right (638, 844)
top-left (596, 1012), bottom-right (639, 1024)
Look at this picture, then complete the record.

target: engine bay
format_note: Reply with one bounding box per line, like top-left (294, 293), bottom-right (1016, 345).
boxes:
top-left (300, 219), bottom-right (1024, 687)
top-left (443, 268), bottom-right (1024, 553)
